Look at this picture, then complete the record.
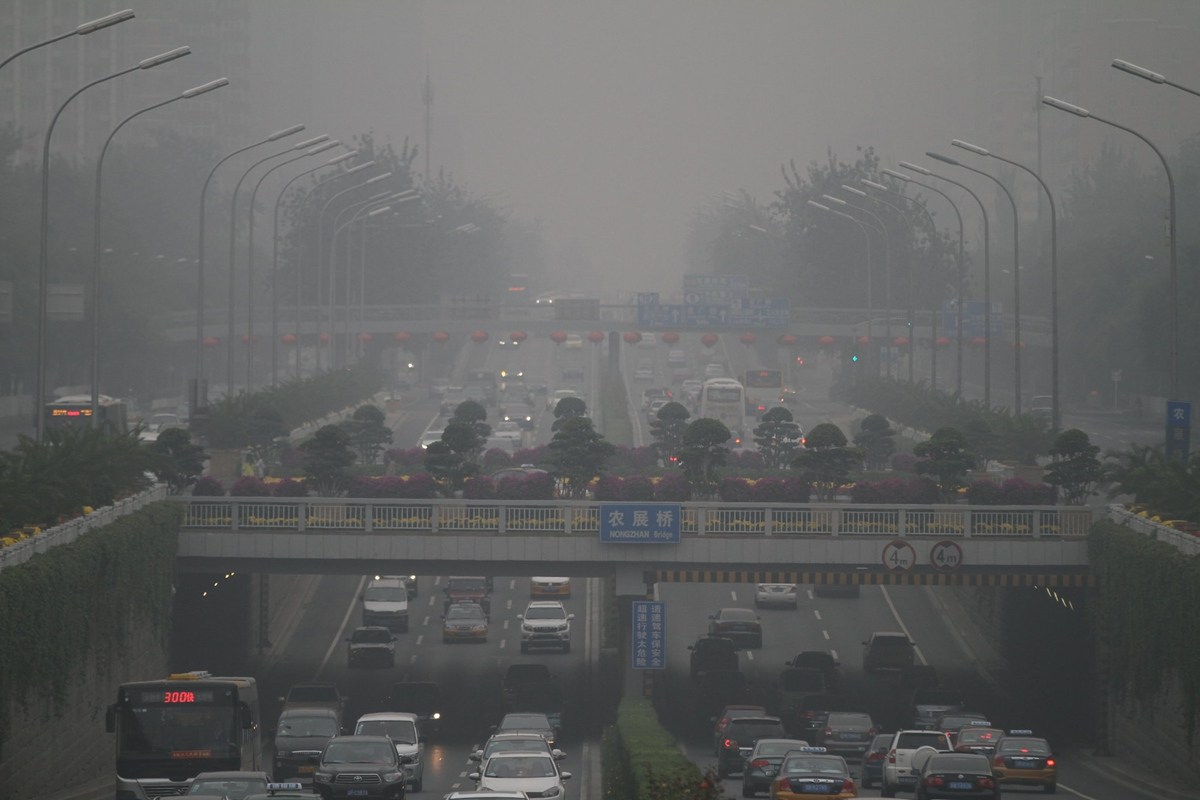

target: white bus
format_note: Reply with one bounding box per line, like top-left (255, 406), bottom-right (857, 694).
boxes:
top-left (743, 369), bottom-right (783, 419)
top-left (698, 378), bottom-right (748, 446)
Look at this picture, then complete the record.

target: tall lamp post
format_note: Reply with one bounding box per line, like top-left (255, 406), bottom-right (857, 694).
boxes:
top-left (244, 139), bottom-right (341, 389)
top-left (807, 200), bottom-right (874, 364)
top-left (1043, 94), bottom-right (1178, 402)
top-left (90, 78), bottom-right (228, 422)
top-left (35, 46), bottom-right (192, 442)
top-left (841, 186), bottom-right (901, 377)
top-left (271, 155), bottom-right (371, 381)
top-left (952, 139), bottom-right (1059, 431)
top-left (823, 194), bottom-right (892, 378)
top-left (913, 154), bottom-right (1023, 413)
top-left (0, 9), bottom-right (133, 73)
top-left (194, 123), bottom-right (306, 411)
top-left (346, 191), bottom-right (419, 356)
top-left (225, 135), bottom-right (330, 391)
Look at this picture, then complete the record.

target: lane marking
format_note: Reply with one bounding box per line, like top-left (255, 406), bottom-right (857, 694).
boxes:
top-left (746, 650), bottom-right (755, 661)
top-left (427, 595), bottom-right (436, 607)
top-left (807, 588), bottom-right (815, 600)
top-left (1059, 783), bottom-right (1100, 800)
top-left (415, 634), bottom-right (424, 646)
top-left (830, 649), bottom-right (839, 660)
top-left (730, 590), bottom-right (738, 602)
top-left (499, 638), bottom-right (507, 649)
top-left (318, 575), bottom-right (367, 676)
top-left (422, 615), bottom-right (430, 627)
top-left (409, 654), bottom-right (417, 664)
top-left (822, 630), bottom-right (830, 640)
top-left (503, 619), bottom-right (510, 629)
top-left (507, 598), bottom-right (513, 610)
top-left (813, 610), bottom-right (822, 621)
top-left (878, 584), bottom-right (928, 666)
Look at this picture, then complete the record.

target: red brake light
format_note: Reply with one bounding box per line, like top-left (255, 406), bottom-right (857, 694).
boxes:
top-left (925, 775), bottom-right (945, 786)
top-left (750, 758), bottom-right (770, 769)
top-left (722, 738), bottom-right (737, 750)
top-left (1046, 758), bottom-right (1056, 767)
top-left (888, 749), bottom-right (897, 764)
top-left (978, 776), bottom-right (996, 789)
top-left (823, 727), bottom-right (833, 737)
top-left (841, 778), bottom-right (855, 792)
top-left (866, 751), bottom-right (884, 763)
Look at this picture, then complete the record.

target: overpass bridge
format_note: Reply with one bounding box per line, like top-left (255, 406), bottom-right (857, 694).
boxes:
top-left (175, 497), bottom-right (1093, 594)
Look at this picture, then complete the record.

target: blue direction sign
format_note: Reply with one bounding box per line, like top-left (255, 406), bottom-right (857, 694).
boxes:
top-left (636, 292), bottom-right (660, 306)
top-left (683, 303), bottom-right (731, 327)
top-left (638, 303), bottom-right (685, 327)
top-left (600, 502), bottom-right (682, 543)
top-left (1166, 401), bottom-right (1191, 461)
top-left (632, 600), bottom-right (666, 670)
top-left (729, 297), bottom-right (790, 327)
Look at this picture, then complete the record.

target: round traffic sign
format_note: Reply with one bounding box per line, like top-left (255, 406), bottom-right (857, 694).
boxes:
top-left (930, 540), bottom-right (964, 571)
top-left (881, 539), bottom-right (916, 572)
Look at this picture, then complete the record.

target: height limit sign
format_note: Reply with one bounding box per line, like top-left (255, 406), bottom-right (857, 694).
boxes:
top-left (882, 539), bottom-right (916, 572)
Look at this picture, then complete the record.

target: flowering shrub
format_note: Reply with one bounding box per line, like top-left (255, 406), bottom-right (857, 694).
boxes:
top-left (891, 452), bottom-right (918, 473)
top-left (851, 477), bottom-right (939, 504)
top-left (966, 478), bottom-right (1054, 505)
top-left (655, 474), bottom-right (692, 501)
top-left (230, 476), bottom-right (271, 497)
top-left (463, 476), bottom-right (496, 499)
top-left (752, 477), bottom-right (811, 503)
top-left (272, 478), bottom-right (308, 497)
top-left (718, 478), bottom-right (753, 502)
top-left (192, 476), bottom-right (225, 496)
top-left (401, 474), bottom-right (439, 498)
top-left (385, 447), bottom-right (427, 472)
top-left (593, 475), bottom-right (624, 500)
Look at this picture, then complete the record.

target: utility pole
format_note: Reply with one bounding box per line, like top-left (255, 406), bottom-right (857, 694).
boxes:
top-left (422, 62), bottom-right (433, 183)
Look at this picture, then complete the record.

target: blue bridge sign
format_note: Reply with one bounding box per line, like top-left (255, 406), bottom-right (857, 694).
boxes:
top-left (599, 502), bottom-right (682, 543)
top-left (632, 600), bottom-right (666, 669)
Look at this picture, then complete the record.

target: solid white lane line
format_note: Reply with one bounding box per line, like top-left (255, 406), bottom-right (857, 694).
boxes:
top-left (318, 575), bottom-right (366, 676)
top-left (878, 584), bottom-right (929, 666)
top-left (1059, 783), bottom-right (1100, 800)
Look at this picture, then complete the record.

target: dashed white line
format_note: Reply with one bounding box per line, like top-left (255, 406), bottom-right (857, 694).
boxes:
top-left (427, 595), bottom-right (436, 607)
top-left (806, 588), bottom-right (815, 600)
top-left (822, 630), bottom-right (830, 640)
top-left (503, 619), bottom-right (510, 630)
top-left (422, 615), bottom-right (429, 627)
top-left (506, 598), bottom-right (513, 609)
top-left (830, 649), bottom-right (839, 660)
top-left (746, 650), bottom-right (755, 661)
top-left (813, 610), bottom-right (822, 621)
top-left (730, 590), bottom-right (738, 602)
top-left (499, 638), bottom-right (507, 649)
top-left (409, 654), bottom-right (417, 664)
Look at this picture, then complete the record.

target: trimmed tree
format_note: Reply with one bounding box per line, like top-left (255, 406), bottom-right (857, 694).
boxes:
top-left (551, 396), bottom-right (589, 433)
top-left (754, 406), bottom-right (803, 470)
top-left (150, 427), bottom-right (208, 493)
top-left (299, 424), bottom-right (357, 496)
top-left (914, 426), bottom-right (975, 501)
top-left (548, 417), bottom-right (615, 499)
top-left (792, 423), bottom-right (861, 501)
top-left (649, 401), bottom-right (690, 465)
top-left (1045, 428), bottom-right (1103, 505)
top-left (678, 418), bottom-right (731, 499)
top-left (853, 413), bottom-right (896, 472)
top-left (341, 404), bottom-right (393, 465)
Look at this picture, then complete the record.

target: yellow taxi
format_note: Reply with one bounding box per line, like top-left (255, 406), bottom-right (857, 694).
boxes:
top-left (530, 576), bottom-right (571, 598)
top-left (991, 730), bottom-right (1057, 793)
top-left (770, 747), bottom-right (857, 799)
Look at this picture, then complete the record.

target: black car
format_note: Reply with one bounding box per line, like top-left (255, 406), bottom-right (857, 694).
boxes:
top-left (389, 682), bottom-right (442, 737)
top-left (914, 752), bottom-right (1000, 800)
top-left (708, 608), bottom-right (763, 649)
top-left (785, 651), bottom-right (841, 694)
top-left (715, 716), bottom-right (786, 777)
top-left (789, 693), bottom-right (836, 741)
top-left (312, 735), bottom-right (406, 799)
top-left (689, 635), bottom-right (738, 678)
top-left (273, 708), bottom-right (341, 780)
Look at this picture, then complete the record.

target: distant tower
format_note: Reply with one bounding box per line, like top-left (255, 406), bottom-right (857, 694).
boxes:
top-left (422, 62), bottom-right (433, 183)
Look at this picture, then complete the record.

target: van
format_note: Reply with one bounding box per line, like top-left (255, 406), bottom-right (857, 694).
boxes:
top-left (362, 576), bottom-right (409, 632)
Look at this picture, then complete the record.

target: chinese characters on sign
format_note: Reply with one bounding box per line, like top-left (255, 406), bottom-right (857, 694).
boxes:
top-left (599, 503), bottom-right (682, 543)
top-left (632, 600), bottom-right (665, 670)
top-left (1165, 401), bottom-right (1191, 461)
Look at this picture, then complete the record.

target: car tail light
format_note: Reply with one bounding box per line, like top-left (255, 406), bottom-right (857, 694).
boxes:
top-left (978, 776), bottom-right (996, 789)
top-left (867, 727), bottom-right (877, 736)
top-left (866, 751), bottom-right (884, 763)
top-left (773, 778), bottom-right (789, 793)
top-left (749, 759), bottom-right (770, 769)
top-left (823, 727), bottom-right (833, 737)
top-left (993, 756), bottom-right (1004, 767)
top-left (1046, 758), bottom-right (1056, 767)
top-left (924, 775), bottom-right (945, 787)
top-left (723, 738), bottom-right (737, 750)
top-left (956, 744), bottom-right (970, 752)
top-left (888, 749), bottom-right (897, 764)
top-left (841, 778), bottom-right (855, 793)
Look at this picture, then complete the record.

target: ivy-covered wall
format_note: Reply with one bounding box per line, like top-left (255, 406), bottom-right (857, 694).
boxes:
top-left (0, 502), bottom-right (179, 798)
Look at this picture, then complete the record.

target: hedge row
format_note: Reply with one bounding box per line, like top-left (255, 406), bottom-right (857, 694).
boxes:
top-left (0, 501), bottom-right (180, 751)
top-left (603, 695), bottom-right (719, 800)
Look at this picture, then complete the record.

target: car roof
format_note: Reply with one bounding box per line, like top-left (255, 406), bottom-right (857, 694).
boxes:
top-left (526, 600), bottom-right (566, 608)
top-left (356, 712), bottom-right (418, 723)
top-left (328, 734), bottom-right (391, 744)
top-left (279, 707), bottom-right (338, 719)
top-left (193, 771), bottom-right (271, 780)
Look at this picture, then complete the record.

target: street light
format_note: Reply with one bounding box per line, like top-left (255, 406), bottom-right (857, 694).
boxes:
top-left (346, 191), bottom-right (420, 356)
top-left (225, 135), bottom-right (329, 390)
top-left (35, 45), bottom-right (192, 442)
top-left (911, 154), bottom-right (1023, 414)
top-left (270, 154), bottom-right (369, 381)
top-left (90, 78), bottom-right (228, 422)
top-left (244, 139), bottom-right (341, 389)
top-left (194, 123), bottom-right (306, 410)
top-left (952, 138), bottom-right (1059, 431)
top-left (840, 186), bottom-right (898, 376)
top-left (0, 9), bottom-right (133, 73)
top-left (1043, 94), bottom-right (1179, 402)
top-left (807, 199), bottom-right (875, 360)
top-left (1112, 59), bottom-right (1200, 98)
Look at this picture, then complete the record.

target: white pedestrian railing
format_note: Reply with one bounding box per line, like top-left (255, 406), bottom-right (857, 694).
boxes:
top-left (173, 497), bottom-right (1093, 538)
top-left (1108, 504), bottom-right (1200, 556)
top-left (0, 486), bottom-right (168, 572)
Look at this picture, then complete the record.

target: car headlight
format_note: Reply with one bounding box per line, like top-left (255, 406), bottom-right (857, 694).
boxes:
top-left (431, 712), bottom-right (441, 720)
top-left (542, 788), bottom-right (562, 797)
top-left (313, 772), bottom-right (331, 782)
top-left (382, 771), bottom-right (404, 782)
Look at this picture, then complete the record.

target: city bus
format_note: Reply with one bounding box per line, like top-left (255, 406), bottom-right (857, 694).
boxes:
top-left (698, 377), bottom-right (749, 446)
top-left (743, 369), bottom-right (783, 418)
top-left (106, 671), bottom-right (261, 798)
top-left (45, 394), bottom-right (128, 433)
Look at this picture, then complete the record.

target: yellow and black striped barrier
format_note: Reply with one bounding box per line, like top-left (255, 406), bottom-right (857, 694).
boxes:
top-left (652, 569), bottom-right (1095, 588)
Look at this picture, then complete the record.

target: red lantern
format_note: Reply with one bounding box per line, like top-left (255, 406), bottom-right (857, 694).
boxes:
top-left (470, 330), bottom-right (489, 343)
top-left (623, 331), bottom-right (642, 345)
top-left (701, 333), bottom-right (718, 347)
top-left (936, 336), bottom-right (952, 347)
top-left (394, 331), bottom-right (412, 343)
top-left (740, 332), bottom-right (757, 345)
top-left (661, 331), bottom-right (680, 345)
top-left (550, 331), bottom-right (568, 345)
top-left (358, 332), bottom-right (373, 343)
top-left (778, 333), bottom-right (799, 346)
top-left (281, 333), bottom-right (297, 345)
top-left (818, 335), bottom-right (836, 347)
top-left (969, 336), bottom-right (987, 347)
top-left (510, 331), bottom-right (527, 343)
top-left (893, 336), bottom-right (910, 347)
top-left (241, 334), bottom-right (255, 345)
top-left (202, 336), bottom-right (219, 347)
top-left (433, 331), bottom-right (450, 343)
top-left (319, 332), bottom-right (331, 344)
top-left (588, 330), bottom-right (605, 344)
top-left (856, 335), bottom-right (870, 346)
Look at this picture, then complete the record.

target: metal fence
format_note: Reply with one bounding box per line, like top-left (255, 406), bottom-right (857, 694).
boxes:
top-left (1108, 504), bottom-right (1200, 556)
top-left (175, 497), bottom-right (1093, 538)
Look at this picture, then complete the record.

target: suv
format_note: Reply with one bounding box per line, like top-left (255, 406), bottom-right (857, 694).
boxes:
top-left (862, 631), bottom-right (916, 673)
top-left (444, 576), bottom-right (491, 613)
top-left (273, 707), bottom-right (341, 780)
top-left (715, 716), bottom-right (787, 778)
top-left (312, 735), bottom-right (406, 799)
top-left (347, 626), bottom-right (397, 668)
top-left (354, 712), bottom-right (424, 793)
top-left (785, 651), bottom-right (841, 694)
top-left (881, 729), bottom-right (953, 797)
top-left (688, 636), bottom-right (738, 679)
top-left (518, 600), bottom-right (574, 653)
top-left (362, 576), bottom-right (409, 632)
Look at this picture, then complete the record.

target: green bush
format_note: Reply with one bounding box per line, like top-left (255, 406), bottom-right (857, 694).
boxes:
top-left (605, 695), bottom-right (721, 800)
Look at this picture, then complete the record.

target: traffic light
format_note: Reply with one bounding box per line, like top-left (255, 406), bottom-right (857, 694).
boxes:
top-left (851, 353), bottom-right (860, 363)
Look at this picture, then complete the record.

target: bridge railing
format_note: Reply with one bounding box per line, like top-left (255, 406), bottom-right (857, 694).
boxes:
top-left (1108, 504), bottom-right (1200, 556)
top-left (173, 498), bottom-right (1093, 538)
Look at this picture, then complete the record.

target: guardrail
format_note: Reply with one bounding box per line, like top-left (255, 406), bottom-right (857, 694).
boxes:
top-left (174, 497), bottom-right (1092, 538)
top-left (1108, 504), bottom-right (1200, 556)
top-left (0, 486), bottom-right (168, 572)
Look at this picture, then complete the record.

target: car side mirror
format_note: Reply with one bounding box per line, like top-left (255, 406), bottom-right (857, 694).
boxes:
top-left (468, 772), bottom-right (481, 782)
top-left (561, 772), bottom-right (573, 780)
top-left (517, 615), bottom-right (524, 620)
top-left (552, 749), bottom-right (565, 760)
top-left (567, 614), bottom-right (575, 620)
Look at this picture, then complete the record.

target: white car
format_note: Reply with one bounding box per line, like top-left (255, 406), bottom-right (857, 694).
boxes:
top-left (470, 732), bottom-right (566, 764)
top-left (469, 752), bottom-right (571, 797)
top-left (667, 349), bottom-right (687, 366)
top-left (882, 729), bottom-right (953, 795)
top-left (493, 421), bottom-right (523, 444)
top-left (754, 583), bottom-right (799, 609)
top-left (519, 600), bottom-right (574, 653)
top-left (353, 711), bottom-right (424, 792)
top-left (546, 388), bottom-right (581, 411)
top-left (418, 428), bottom-right (444, 449)
top-left (564, 334), bottom-right (583, 349)
top-left (640, 332), bottom-right (658, 347)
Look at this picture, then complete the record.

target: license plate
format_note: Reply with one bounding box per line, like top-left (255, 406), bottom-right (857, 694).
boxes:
top-left (950, 781), bottom-right (974, 790)
top-left (839, 733), bottom-right (863, 740)
top-left (297, 765), bottom-right (315, 774)
top-left (802, 784), bottom-right (830, 793)
top-left (348, 791), bottom-right (369, 797)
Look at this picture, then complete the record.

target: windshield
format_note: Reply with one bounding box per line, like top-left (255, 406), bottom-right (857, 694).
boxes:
top-left (485, 738), bottom-right (549, 758)
top-left (118, 702), bottom-right (238, 757)
top-left (896, 732), bottom-right (948, 749)
top-left (484, 755), bottom-right (556, 779)
top-left (278, 716), bottom-right (338, 738)
top-left (364, 585), bottom-right (407, 602)
top-left (958, 728), bottom-right (1002, 744)
top-left (781, 756), bottom-right (846, 775)
top-left (828, 713), bottom-right (872, 729)
top-left (353, 629), bottom-right (394, 643)
top-left (756, 741), bottom-right (806, 757)
top-left (447, 605), bottom-right (485, 621)
top-left (288, 686), bottom-right (337, 703)
top-left (524, 606), bottom-right (566, 620)
top-left (727, 721), bottom-right (784, 740)
top-left (931, 754), bottom-right (989, 772)
top-left (998, 738), bottom-right (1052, 755)
top-left (356, 719), bottom-right (417, 744)
top-left (322, 741), bottom-right (395, 764)
top-left (499, 714), bottom-right (551, 731)
top-left (189, 778), bottom-right (265, 799)
top-left (706, 387), bottom-right (741, 402)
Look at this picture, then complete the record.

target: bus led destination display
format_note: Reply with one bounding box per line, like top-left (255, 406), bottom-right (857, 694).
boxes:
top-left (599, 503), bottom-right (682, 543)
